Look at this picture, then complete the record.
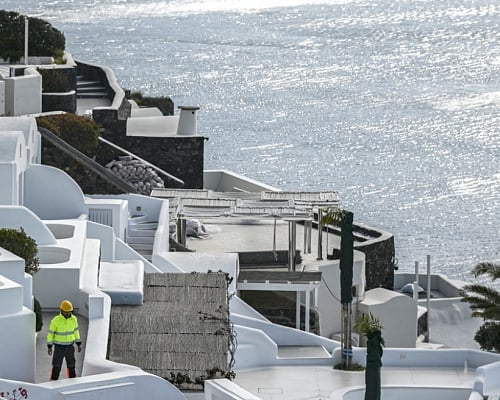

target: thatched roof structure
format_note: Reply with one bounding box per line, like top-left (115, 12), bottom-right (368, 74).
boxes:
top-left (108, 272), bottom-right (230, 390)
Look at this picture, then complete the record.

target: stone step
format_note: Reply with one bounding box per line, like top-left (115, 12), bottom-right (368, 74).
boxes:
top-left (77, 86), bottom-right (107, 93)
top-left (127, 236), bottom-right (155, 245)
top-left (129, 221), bottom-right (158, 230)
top-left (77, 92), bottom-right (109, 99)
top-left (76, 80), bottom-right (102, 88)
top-left (277, 345), bottom-right (331, 359)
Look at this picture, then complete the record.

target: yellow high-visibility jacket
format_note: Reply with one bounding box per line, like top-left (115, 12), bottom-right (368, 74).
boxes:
top-left (47, 313), bottom-right (81, 347)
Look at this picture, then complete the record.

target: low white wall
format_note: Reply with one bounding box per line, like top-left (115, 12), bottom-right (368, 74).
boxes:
top-left (0, 275), bottom-right (35, 383)
top-left (205, 379), bottom-right (261, 400)
top-left (0, 206), bottom-right (57, 245)
top-left (381, 347), bottom-right (500, 369)
top-left (0, 80), bottom-right (4, 116)
top-left (230, 296), bottom-right (268, 322)
top-left (472, 361), bottom-right (500, 396)
top-left (3, 69), bottom-right (42, 116)
top-left (86, 221), bottom-right (116, 262)
top-left (114, 238), bottom-right (161, 273)
top-left (335, 386), bottom-right (472, 400)
top-left (232, 325), bottom-right (278, 369)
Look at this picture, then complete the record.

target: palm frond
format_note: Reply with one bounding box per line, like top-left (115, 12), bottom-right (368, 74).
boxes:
top-left (472, 262), bottom-right (500, 281)
top-left (461, 283), bottom-right (500, 321)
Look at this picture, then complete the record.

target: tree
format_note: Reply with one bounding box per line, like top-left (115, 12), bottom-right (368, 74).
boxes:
top-left (0, 10), bottom-right (65, 62)
top-left (461, 261), bottom-right (500, 352)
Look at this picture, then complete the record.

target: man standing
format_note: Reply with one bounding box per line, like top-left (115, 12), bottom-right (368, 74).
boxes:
top-left (47, 300), bottom-right (82, 380)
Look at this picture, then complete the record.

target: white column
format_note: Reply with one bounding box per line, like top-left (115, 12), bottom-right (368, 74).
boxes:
top-left (305, 290), bottom-right (311, 332)
top-left (296, 291), bottom-right (301, 330)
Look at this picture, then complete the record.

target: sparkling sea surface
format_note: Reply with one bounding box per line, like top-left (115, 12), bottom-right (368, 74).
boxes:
top-left (5, 0), bottom-right (499, 283)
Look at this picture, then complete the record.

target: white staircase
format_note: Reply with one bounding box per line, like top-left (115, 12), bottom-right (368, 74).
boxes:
top-left (126, 214), bottom-right (158, 261)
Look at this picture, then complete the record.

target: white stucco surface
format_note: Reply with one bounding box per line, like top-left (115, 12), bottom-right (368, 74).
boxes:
top-left (98, 260), bottom-right (144, 305)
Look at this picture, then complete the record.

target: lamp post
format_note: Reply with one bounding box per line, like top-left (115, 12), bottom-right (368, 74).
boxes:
top-left (24, 16), bottom-right (29, 65)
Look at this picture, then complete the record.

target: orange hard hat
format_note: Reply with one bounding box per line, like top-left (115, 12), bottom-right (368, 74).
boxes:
top-left (60, 300), bottom-right (73, 312)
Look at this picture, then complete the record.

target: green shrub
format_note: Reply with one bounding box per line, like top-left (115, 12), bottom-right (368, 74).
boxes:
top-left (130, 91), bottom-right (174, 116)
top-left (0, 227), bottom-right (39, 275)
top-left (37, 68), bottom-right (71, 92)
top-left (0, 228), bottom-right (43, 331)
top-left (0, 10), bottom-right (65, 62)
top-left (37, 113), bottom-right (100, 156)
top-left (34, 297), bottom-right (43, 332)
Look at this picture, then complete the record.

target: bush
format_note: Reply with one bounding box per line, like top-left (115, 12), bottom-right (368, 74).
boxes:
top-left (130, 91), bottom-right (174, 116)
top-left (37, 68), bottom-right (71, 92)
top-left (0, 228), bottom-right (43, 331)
top-left (37, 113), bottom-right (100, 156)
top-left (34, 297), bottom-right (43, 332)
top-left (0, 227), bottom-right (39, 275)
top-left (0, 10), bottom-right (65, 62)
top-left (474, 322), bottom-right (500, 352)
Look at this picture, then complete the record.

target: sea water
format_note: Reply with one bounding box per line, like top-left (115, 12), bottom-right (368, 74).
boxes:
top-left (4, 0), bottom-right (499, 284)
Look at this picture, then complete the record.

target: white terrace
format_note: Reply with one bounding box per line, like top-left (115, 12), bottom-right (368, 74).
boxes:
top-left (0, 117), bottom-right (500, 400)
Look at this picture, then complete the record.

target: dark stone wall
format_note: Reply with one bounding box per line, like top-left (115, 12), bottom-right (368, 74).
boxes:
top-left (355, 233), bottom-right (395, 290)
top-left (101, 128), bottom-right (205, 189)
top-left (42, 91), bottom-right (76, 113)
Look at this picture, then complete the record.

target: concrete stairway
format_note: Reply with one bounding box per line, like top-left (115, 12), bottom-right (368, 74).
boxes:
top-left (76, 75), bottom-right (108, 99)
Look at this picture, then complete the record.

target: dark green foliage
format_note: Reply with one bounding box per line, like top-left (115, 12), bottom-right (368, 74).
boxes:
top-left (37, 113), bottom-right (100, 156)
top-left (461, 262), bottom-right (500, 351)
top-left (0, 10), bottom-right (65, 62)
top-left (130, 91), bottom-right (174, 116)
top-left (0, 227), bottom-right (39, 275)
top-left (474, 322), bottom-right (500, 352)
top-left (34, 297), bottom-right (43, 332)
top-left (37, 68), bottom-right (71, 92)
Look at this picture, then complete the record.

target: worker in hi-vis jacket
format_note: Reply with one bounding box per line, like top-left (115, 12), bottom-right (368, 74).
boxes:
top-left (47, 300), bottom-right (82, 380)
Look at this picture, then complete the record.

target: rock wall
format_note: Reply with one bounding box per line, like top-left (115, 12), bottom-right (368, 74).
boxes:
top-left (101, 128), bottom-right (205, 189)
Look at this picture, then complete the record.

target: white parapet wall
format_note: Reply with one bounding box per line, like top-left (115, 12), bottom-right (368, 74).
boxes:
top-left (0, 275), bottom-right (35, 383)
top-left (0, 80), bottom-right (5, 116)
top-left (2, 68), bottom-right (42, 116)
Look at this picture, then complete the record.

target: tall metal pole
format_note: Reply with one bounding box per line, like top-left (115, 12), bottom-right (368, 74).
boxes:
top-left (413, 261), bottom-right (419, 301)
top-left (288, 220), bottom-right (297, 271)
top-left (24, 17), bottom-right (29, 65)
top-left (317, 208), bottom-right (323, 260)
top-left (426, 255), bottom-right (431, 342)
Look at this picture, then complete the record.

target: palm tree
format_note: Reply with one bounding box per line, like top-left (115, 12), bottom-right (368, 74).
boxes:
top-left (461, 261), bottom-right (500, 351)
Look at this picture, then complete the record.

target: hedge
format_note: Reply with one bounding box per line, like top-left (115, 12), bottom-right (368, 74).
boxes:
top-left (0, 10), bottom-right (65, 62)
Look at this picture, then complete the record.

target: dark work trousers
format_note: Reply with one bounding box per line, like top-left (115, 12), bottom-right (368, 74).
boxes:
top-left (50, 344), bottom-right (76, 380)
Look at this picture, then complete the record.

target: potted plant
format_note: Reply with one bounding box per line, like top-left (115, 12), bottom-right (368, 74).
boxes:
top-left (355, 313), bottom-right (385, 400)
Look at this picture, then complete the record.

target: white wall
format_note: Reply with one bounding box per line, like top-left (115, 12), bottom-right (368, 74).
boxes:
top-left (24, 165), bottom-right (87, 220)
top-left (3, 69), bottom-right (42, 116)
top-left (359, 288), bottom-right (417, 348)
top-left (317, 251), bottom-right (365, 339)
top-left (0, 130), bottom-right (26, 206)
top-left (0, 206), bottom-right (57, 245)
top-left (0, 116), bottom-right (41, 164)
top-left (0, 275), bottom-right (35, 383)
top-left (0, 80), bottom-right (5, 116)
